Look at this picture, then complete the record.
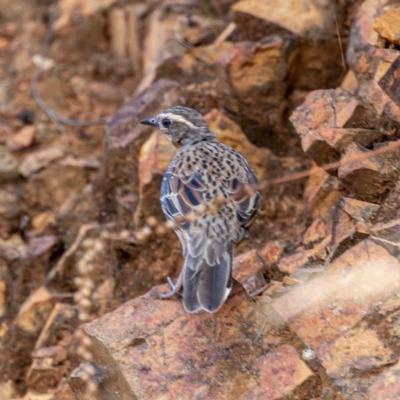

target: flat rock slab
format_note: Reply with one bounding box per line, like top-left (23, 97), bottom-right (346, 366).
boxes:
top-left (273, 240), bottom-right (400, 379)
top-left (70, 283), bottom-right (313, 400)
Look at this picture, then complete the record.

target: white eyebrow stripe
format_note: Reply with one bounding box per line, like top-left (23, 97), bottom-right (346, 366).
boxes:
top-left (159, 112), bottom-right (198, 129)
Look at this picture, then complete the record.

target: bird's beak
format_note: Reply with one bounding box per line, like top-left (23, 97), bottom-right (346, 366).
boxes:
top-left (140, 117), bottom-right (157, 127)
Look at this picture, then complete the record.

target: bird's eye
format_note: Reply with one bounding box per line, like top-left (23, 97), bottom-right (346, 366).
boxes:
top-left (162, 118), bottom-right (171, 128)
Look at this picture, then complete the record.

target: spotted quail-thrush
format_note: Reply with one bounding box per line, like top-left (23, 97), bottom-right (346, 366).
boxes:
top-left (140, 106), bottom-right (261, 313)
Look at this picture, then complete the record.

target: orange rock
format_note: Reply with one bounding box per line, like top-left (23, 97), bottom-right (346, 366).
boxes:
top-left (347, 0), bottom-right (385, 68)
top-left (7, 125), bottom-right (36, 152)
top-left (277, 236), bottom-right (330, 273)
top-left (317, 324), bottom-right (397, 378)
top-left (329, 207), bottom-right (357, 257)
top-left (14, 287), bottom-right (56, 336)
top-left (290, 88), bottom-right (365, 166)
top-left (304, 165), bottom-right (341, 218)
top-left (338, 142), bottom-right (388, 202)
top-left (373, 7), bottom-right (400, 46)
top-left (303, 214), bottom-right (332, 245)
top-left (241, 345), bottom-right (313, 400)
top-left (232, 250), bottom-right (263, 283)
top-left (340, 70), bottom-right (358, 94)
top-left (337, 196), bottom-right (379, 223)
top-left (273, 240), bottom-right (400, 353)
top-left (258, 240), bottom-right (284, 266)
top-left (233, 250), bottom-right (266, 295)
top-left (70, 282), bottom-right (312, 399)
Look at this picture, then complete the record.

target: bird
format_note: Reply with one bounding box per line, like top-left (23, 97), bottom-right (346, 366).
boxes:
top-left (140, 106), bottom-right (261, 313)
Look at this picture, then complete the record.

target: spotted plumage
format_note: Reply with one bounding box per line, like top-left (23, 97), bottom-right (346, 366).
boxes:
top-left (140, 106), bottom-right (261, 313)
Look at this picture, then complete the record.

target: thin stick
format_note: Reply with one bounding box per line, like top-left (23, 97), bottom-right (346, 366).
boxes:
top-left (329, 0), bottom-right (346, 68)
top-left (32, 0), bottom-right (106, 129)
top-left (265, 139), bottom-right (400, 187)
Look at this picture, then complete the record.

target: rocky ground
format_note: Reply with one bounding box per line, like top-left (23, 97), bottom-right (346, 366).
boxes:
top-left (1, 0), bottom-right (400, 399)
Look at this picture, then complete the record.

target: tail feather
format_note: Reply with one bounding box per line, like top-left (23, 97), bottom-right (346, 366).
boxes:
top-left (183, 243), bottom-right (233, 313)
top-left (183, 257), bottom-right (201, 313)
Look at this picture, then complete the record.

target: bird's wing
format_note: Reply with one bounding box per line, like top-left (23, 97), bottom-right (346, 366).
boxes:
top-left (160, 163), bottom-right (206, 233)
top-left (228, 159), bottom-right (261, 230)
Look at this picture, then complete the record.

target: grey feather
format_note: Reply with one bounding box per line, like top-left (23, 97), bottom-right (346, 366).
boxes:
top-left (183, 258), bottom-right (202, 313)
top-left (197, 243), bottom-right (233, 313)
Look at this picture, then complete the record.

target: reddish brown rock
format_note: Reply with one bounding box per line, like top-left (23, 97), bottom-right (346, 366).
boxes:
top-left (319, 127), bottom-right (383, 152)
top-left (273, 240), bottom-right (400, 352)
top-left (347, 0), bottom-right (388, 68)
top-left (290, 88), bottom-right (367, 166)
top-left (373, 7), bottom-right (400, 46)
top-left (355, 46), bottom-right (400, 126)
top-left (240, 344), bottom-right (313, 400)
top-left (7, 125), bottom-right (36, 152)
top-left (385, 310), bottom-right (400, 348)
top-left (378, 56), bottom-right (400, 107)
top-left (69, 282), bottom-right (313, 399)
top-left (233, 250), bottom-right (266, 295)
top-left (14, 287), bottom-right (56, 336)
top-left (329, 207), bottom-right (358, 259)
top-left (340, 70), bottom-right (358, 95)
top-left (368, 361), bottom-right (400, 399)
top-left (302, 214), bottom-right (332, 246)
top-left (304, 166), bottom-right (341, 218)
top-left (317, 324), bottom-right (397, 378)
top-left (337, 196), bottom-right (379, 224)
top-left (223, 37), bottom-right (293, 132)
top-left (338, 142), bottom-right (389, 203)
top-left (277, 236), bottom-right (330, 273)
top-left (231, 0), bottom-right (329, 38)
top-left (258, 240), bottom-right (284, 266)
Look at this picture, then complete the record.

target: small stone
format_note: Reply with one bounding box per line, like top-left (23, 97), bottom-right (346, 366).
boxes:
top-left (0, 146), bottom-right (19, 180)
top-left (7, 125), bottom-right (36, 152)
top-left (0, 380), bottom-right (19, 399)
top-left (302, 348), bottom-right (315, 361)
top-left (19, 147), bottom-right (64, 178)
top-left (0, 234), bottom-right (27, 260)
top-left (232, 249), bottom-right (263, 283)
top-left (14, 287), bottom-right (56, 335)
top-left (258, 240), bottom-right (284, 266)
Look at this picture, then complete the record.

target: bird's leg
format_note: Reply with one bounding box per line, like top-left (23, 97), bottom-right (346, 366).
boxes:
top-left (158, 270), bottom-right (183, 298)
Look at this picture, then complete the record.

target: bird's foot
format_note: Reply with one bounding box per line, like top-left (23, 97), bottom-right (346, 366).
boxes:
top-left (158, 271), bottom-right (183, 298)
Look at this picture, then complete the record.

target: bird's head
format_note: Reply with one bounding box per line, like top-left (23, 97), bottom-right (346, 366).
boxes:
top-left (140, 106), bottom-right (217, 147)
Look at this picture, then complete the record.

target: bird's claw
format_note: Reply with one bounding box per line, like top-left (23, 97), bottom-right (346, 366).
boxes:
top-left (157, 272), bottom-right (183, 299)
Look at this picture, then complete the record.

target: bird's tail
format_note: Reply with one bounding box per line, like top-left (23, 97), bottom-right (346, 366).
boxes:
top-left (183, 243), bottom-right (233, 313)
